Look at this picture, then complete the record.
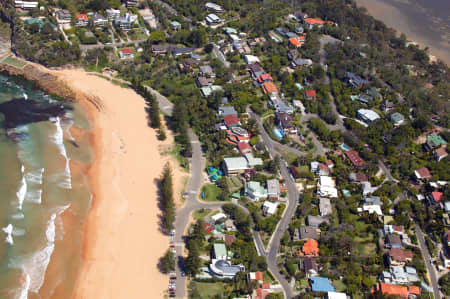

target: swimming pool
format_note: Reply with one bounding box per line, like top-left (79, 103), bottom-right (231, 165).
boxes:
top-left (273, 128), bottom-right (283, 139)
top-left (340, 144), bottom-right (350, 151)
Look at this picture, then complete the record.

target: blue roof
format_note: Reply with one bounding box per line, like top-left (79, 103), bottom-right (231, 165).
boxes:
top-left (311, 277), bottom-right (335, 292)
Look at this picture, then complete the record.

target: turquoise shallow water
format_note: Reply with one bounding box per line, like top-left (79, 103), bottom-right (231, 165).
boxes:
top-left (0, 74), bottom-right (92, 299)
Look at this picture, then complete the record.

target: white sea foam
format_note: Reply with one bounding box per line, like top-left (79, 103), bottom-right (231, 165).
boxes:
top-left (3, 224), bottom-right (14, 245)
top-left (12, 213), bottom-right (25, 220)
top-left (17, 274), bottom-right (30, 299)
top-left (25, 168), bottom-right (44, 185)
top-left (52, 117), bottom-right (72, 189)
top-left (23, 93), bottom-right (28, 100)
top-left (12, 227), bottom-right (25, 237)
top-left (16, 176), bottom-right (27, 210)
top-left (25, 189), bottom-right (42, 204)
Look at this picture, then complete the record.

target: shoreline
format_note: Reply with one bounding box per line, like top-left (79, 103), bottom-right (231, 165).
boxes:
top-left (0, 61), bottom-right (186, 299)
top-left (354, 0), bottom-right (450, 65)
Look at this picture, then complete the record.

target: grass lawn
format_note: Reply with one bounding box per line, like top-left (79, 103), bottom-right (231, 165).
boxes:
top-left (194, 282), bottom-right (225, 299)
top-left (200, 184), bottom-right (226, 202)
top-left (332, 279), bottom-right (347, 292)
top-left (193, 208), bottom-right (212, 220)
top-left (296, 278), bottom-right (309, 291)
top-left (263, 271), bottom-right (275, 283)
top-left (2, 56), bottom-right (27, 68)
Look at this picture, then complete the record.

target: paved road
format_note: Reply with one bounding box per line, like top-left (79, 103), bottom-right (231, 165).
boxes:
top-left (415, 225), bottom-right (441, 299)
top-left (79, 39), bottom-right (146, 51)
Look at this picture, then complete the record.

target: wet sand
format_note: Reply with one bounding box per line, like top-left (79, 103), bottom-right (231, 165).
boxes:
top-left (355, 0), bottom-right (450, 65)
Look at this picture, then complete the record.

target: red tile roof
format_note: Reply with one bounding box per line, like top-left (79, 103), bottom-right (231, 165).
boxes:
top-left (120, 48), bottom-right (133, 54)
top-left (432, 192), bottom-right (443, 203)
top-left (238, 142), bottom-right (252, 153)
top-left (304, 18), bottom-right (325, 25)
top-left (257, 73), bottom-right (273, 83)
top-left (345, 150), bottom-right (365, 167)
top-left (435, 147), bottom-right (448, 157)
top-left (408, 285), bottom-right (420, 296)
top-left (378, 283), bottom-right (408, 298)
top-left (77, 14), bottom-right (88, 20)
top-left (262, 81), bottom-right (279, 94)
top-left (255, 288), bottom-right (269, 299)
top-left (415, 167), bottom-right (432, 179)
top-left (203, 222), bottom-right (214, 233)
top-left (289, 37), bottom-right (303, 47)
top-left (223, 114), bottom-right (240, 127)
top-left (305, 89), bottom-right (316, 98)
top-left (262, 283), bottom-right (270, 289)
top-left (255, 271), bottom-right (263, 281)
top-left (389, 248), bottom-right (414, 262)
top-left (302, 239), bottom-right (319, 256)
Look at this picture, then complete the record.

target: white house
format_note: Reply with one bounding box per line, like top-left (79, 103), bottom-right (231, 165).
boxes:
top-left (263, 201), bottom-right (278, 216)
top-left (317, 176), bottom-right (338, 198)
top-left (205, 2), bottom-right (224, 12)
top-left (15, 1), bottom-right (38, 9)
top-left (212, 212), bottom-right (227, 223)
top-left (358, 205), bottom-right (383, 216)
top-left (244, 55), bottom-right (260, 64)
top-left (245, 181), bottom-right (267, 201)
top-left (357, 109), bottom-right (380, 124)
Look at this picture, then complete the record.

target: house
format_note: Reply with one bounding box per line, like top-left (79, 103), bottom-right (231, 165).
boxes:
top-left (180, 58), bottom-right (200, 71)
top-left (384, 225), bottom-right (405, 236)
top-left (304, 89), bottom-right (317, 99)
top-left (245, 181), bottom-right (268, 201)
top-left (363, 196), bottom-right (383, 206)
top-left (14, 1), bottom-right (38, 10)
top-left (201, 85), bottom-right (223, 97)
top-left (390, 112), bottom-right (405, 126)
top-left (352, 94), bottom-right (373, 104)
top-left (152, 44), bottom-right (170, 54)
top-left (345, 150), bottom-right (365, 167)
top-left (318, 176), bottom-right (338, 198)
top-left (297, 226), bottom-right (319, 240)
top-left (106, 8), bottom-right (121, 20)
top-left (358, 205), bottom-right (383, 216)
top-left (326, 292), bottom-right (347, 299)
top-left (382, 100), bottom-right (395, 112)
top-left (276, 112), bottom-right (297, 135)
top-left (262, 201), bottom-right (278, 216)
top-left (244, 55), bottom-right (260, 64)
top-left (310, 277), bottom-right (335, 293)
top-left (238, 142), bottom-right (252, 155)
top-left (386, 234), bottom-right (403, 249)
top-left (262, 81), bottom-right (279, 94)
top-left (346, 72), bottom-right (368, 88)
top-left (288, 49), bottom-right (299, 61)
top-left (304, 258), bottom-right (318, 278)
top-left (139, 8), bottom-right (158, 28)
top-left (212, 212), bottom-right (227, 223)
top-left (414, 167), bottom-right (432, 180)
top-left (358, 109), bottom-right (380, 124)
top-left (199, 65), bottom-right (216, 78)
top-left (213, 243), bottom-right (227, 259)
top-left (382, 267), bottom-right (408, 284)
top-left (319, 198), bottom-right (332, 216)
top-left (302, 239), bottom-right (319, 256)
top-left (206, 13), bottom-right (222, 25)
top-left (92, 12), bottom-right (108, 26)
top-left (125, 0), bottom-right (139, 7)
top-left (223, 114), bottom-right (241, 128)
top-left (75, 14), bottom-right (89, 27)
top-left (169, 21), bottom-right (181, 30)
top-left (196, 76), bottom-right (214, 88)
top-left (209, 259), bottom-right (245, 278)
top-left (54, 9), bottom-right (71, 26)
top-left (303, 18), bottom-right (325, 29)
top-left (206, 2), bottom-right (224, 12)
top-left (223, 157), bottom-right (250, 176)
top-left (311, 162), bottom-right (330, 176)
top-left (267, 179), bottom-right (280, 200)
top-left (289, 37), bottom-right (303, 48)
top-left (373, 283), bottom-right (411, 298)
top-left (307, 215), bottom-right (329, 227)
top-left (218, 106), bottom-right (237, 118)
top-left (172, 47), bottom-right (195, 57)
top-left (388, 249), bottom-right (414, 266)
top-left (256, 73), bottom-right (273, 85)
top-left (426, 135), bottom-right (447, 151)
top-left (249, 271), bottom-right (263, 284)
top-left (292, 58), bottom-right (313, 68)
top-left (248, 63), bottom-right (265, 78)
top-left (269, 94), bottom-right (294, 114)
top-left (115, 14), bottom-right (138, 31)
top-left (427, 191), bottom-right (443, 205)
top-left (119, 48), bottom-right (134, 59)
top-left (349, 172), bottom-right (369, 183)
top-left (434, 147), bottom-right (448, 161)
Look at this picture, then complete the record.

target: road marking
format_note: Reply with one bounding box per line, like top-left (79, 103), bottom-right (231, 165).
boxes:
top-left (190, 141), bottom-right (199, 144)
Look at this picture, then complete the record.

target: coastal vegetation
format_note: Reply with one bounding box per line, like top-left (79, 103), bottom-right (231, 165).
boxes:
top-left (159, 249), bottom-right (176, 274)
top-left (160, 163), bottom-right (175, 233)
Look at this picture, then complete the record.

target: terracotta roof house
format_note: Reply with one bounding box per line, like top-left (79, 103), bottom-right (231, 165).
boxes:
top-left (388, 248), bottom-right (414, 266)
top-left (414, 167), bottom-right (432, 180)
top-left (256, 73), bottom-right (273, 84)
top-left (75, 14), bottom-right (89, 26)
top-left (304, 89), bottom-right (317, 99)
top-left (203, 222), bottom-right (214, 234)
top-left (223, 114), bottom-right (241, 128)
top-left (302, 239), bottom-right (319, 256)
top-left (119, 48), bottom-right (134, 59)
top-left (374, 283), bottom-right (408, 298)
top-left (428, 191), bottom-right (443, 204)
top-left (434, 147), bottom-right (448, 162)
top-left (249, 271), bottom-right (263, 283)
top-left (303, 17), bottom-right (325, 29)
top-left (262, 81), bottom-right (279, 94)
top-left (349, 172), bottom-right (369, 183)
top-left (303, 257), bottom-right (318, 277)
top-left (345, 150), bottom-right (365, 167)
top-left (289, 37), bottom-right (303, 48)
top-left (238, 142), bottom-right (252, 155)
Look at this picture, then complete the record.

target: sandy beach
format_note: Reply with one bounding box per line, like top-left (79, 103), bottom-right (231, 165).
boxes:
top-left (48, 69), bottom-right (185, 299)
top-left (355, 0), bottom-right (450, 65)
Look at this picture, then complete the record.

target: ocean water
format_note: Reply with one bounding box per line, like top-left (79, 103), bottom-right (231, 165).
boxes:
top-left (0, 74), bottom-right (92, 299)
